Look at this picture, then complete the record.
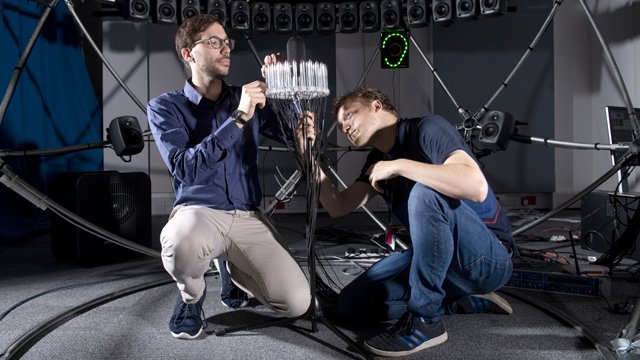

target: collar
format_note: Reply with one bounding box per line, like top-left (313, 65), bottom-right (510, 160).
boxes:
top-left (183, 78), bottom-right (230, 106)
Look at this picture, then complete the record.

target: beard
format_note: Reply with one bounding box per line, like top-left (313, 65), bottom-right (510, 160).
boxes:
top-left (200, 58), bottom-right (230, 79)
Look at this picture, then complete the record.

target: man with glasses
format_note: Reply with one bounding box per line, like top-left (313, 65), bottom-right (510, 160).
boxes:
top-left (147, 14), bottom-right (311, 339)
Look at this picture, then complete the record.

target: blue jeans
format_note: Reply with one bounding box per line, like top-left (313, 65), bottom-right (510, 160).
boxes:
top-left (339, 185), bottom-right (513, 323)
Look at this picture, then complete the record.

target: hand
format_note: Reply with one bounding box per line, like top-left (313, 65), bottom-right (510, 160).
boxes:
top-left (366, 161), bottom-right (399, 193)
top-left (295, 111), bottom-right (315, 154)
top-left (261, 53), bottom-right (283, 78)
top-left (237, 80), bottom-right (268, 120)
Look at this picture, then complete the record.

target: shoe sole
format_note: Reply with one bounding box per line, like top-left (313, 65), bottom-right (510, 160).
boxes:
top-left (220, 299), bottom-right (250, 309)
top-left (474, 292), bottom-right (513, 315)
top-left (364, 331), bottom-right (448, 357)
top-left (170, 327), bottom-right (203, 340)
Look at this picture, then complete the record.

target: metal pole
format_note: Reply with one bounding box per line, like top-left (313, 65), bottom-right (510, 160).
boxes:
top-left (0, 0), bottom-right (58, 128)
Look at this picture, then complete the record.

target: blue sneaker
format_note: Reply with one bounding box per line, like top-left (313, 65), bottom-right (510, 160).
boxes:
top-left (214, 259), bottom-right (250, 309)
top-left (363, 313), bottom-right (448, 357)
top-left (169, 291), bottom-right (207, 339)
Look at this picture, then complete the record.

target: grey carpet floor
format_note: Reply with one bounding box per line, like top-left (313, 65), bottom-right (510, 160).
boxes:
top-left (0, 212), bottom-right (635, 359)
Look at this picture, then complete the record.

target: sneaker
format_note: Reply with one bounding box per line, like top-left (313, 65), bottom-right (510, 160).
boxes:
top-left (363, 313), bottom-right (448, 357)
top-left (213, 259), bottom-right (251, 309)
top-left (456, 292), bottom-right (513, 315)
top-left (169, 291), bottom-right (207, 339)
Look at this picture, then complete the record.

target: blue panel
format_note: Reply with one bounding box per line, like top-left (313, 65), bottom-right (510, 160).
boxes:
top-left (0, 0), bottom-right (103, 242)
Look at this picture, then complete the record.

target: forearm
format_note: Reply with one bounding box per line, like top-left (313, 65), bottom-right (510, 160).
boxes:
top-left (396, 159), bottom-right (488, 202)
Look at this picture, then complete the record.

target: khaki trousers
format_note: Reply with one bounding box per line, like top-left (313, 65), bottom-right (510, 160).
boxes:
top-left (160, 206), bottom-right (311, 318)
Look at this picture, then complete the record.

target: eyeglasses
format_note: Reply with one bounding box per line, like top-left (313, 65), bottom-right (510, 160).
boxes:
top-left (192, 35), bottom-right (235, 50)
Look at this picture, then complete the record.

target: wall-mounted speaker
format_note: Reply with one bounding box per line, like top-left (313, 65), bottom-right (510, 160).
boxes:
top-left (51, 171), bottom-right (152, 267)
top-left (316, 2), bottom-right (336, 33)
top-left (295, 3), bottom-right (315, 34)
top-left (480, 0), bottom-right (506, 16)
top-left (273, 3), bottom-right (293, 33)
top-left (359, 1), bottom-right (380, 33)
top-left (179, 0), bottom-right (200, 24)
top-left (230, 0), bottom-right (250, 30)
top-left (406, 0), bottom-right (429, 27)
top-left (206, 0), bottom-right (227, 25)
top-left (122, 0), bottom-right (150, 21)
top-left (152, 0), bottom-right (177, 24)
top-left (380, 0), bottom-right (401, 29)
top-left (252, 2), bottom-right (271, 32)
top-left (456, 0), bottom-right (477, 20)
top-left (432, 0), bottom-right (453, 23)
top-left (337, 2), bottom-right (358, 33)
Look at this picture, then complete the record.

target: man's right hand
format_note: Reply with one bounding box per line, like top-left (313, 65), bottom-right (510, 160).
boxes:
top-left (237, 80), bottom-right (267, 121)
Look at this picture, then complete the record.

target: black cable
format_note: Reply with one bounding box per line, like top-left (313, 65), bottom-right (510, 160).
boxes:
top-left (0, 270), bottom-right (167, 323)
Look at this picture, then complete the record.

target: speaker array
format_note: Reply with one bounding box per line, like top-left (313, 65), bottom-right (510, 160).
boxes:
top-left (116, 0), bottom-right (508, 30)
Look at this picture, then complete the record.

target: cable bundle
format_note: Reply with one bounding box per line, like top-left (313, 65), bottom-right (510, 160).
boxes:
top-left (264, 60), bottom-right (339, 295)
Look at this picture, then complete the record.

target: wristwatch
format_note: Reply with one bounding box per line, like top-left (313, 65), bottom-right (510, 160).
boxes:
top-left (231, 110), bottom-right (249, 126)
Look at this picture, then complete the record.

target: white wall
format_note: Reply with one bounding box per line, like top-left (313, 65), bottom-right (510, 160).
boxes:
top-left (554, 0), bottom-right (640, 207)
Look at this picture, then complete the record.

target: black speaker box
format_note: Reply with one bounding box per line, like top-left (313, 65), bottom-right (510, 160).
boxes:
top-left (122, 0), bottom-right (150, 21)
top-left (51, 171), bottom-right (152, 267)
top-left (152, 0), bottom-right (177, 24)
top-left (206, 0), bottom-right (227, 25)
top-left (179, 0), bottom-right (201, 25)
top-left (478, 110), bottom-right (514, 150)
top-left (581, 191), bottom-right (640, 261)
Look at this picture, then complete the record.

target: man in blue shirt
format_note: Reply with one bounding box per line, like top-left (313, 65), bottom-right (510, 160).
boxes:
top-left (297, 87), bottom-right (515, 357)
top-left (148, 14), bottom-right (310, 340)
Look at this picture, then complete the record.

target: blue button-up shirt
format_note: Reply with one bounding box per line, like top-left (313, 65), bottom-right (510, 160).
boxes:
top-left (148, 80), bottom-right (283, 211)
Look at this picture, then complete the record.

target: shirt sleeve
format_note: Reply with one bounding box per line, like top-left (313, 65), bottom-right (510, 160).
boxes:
top-left (418, 115), bottom-right (471, 164)
top-left (147, 95), bottom-right (241, 186)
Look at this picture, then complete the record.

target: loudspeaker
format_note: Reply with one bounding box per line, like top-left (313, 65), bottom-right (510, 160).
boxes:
top-left (359, 1), bottom-right (380, 32)
top-left (51, 171), bottom-right (152, 267)
top-left (456, 0), bottom-right (477, 20)
top-left (251, 2), bottom-right (271, 32)
top-left (432, 0), bottom-right (453, 23)
top-left (206, 0), bottom-right (227, 25)
top-left (230, 0), bottom-right (250, 30)
top-left (381, 0), bottom-right (401, 29)
top-left (479, 0), bottom-right (506, 16)
top-left (316, 2), bottom-right (335, 33)
top-left (295, 3), bottom-right (314, 33)
top-left (122, 0), bottom-right (150, 21)
top-left (581, 191), bottom-right (640, 261)
top-left (337, 2), bottom-right (358, 33)
top-left (152, 0), bottom-right (177, 24)
top-left (406, 0), bottom-right (429, 27)
top-left (107, 116), bottom-right (144, 157)
top-left (273, 3), bottom-right (293, 33)
top-left (179, 0), bottom-right (200, 24)
top-left (478, 110), bottom-right (514, 150)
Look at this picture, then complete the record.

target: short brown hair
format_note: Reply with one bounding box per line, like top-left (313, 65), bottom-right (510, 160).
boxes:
top-left (175, 14), bottom-right (223, 58)
top-left (332, 87), bottom-right (397, 120)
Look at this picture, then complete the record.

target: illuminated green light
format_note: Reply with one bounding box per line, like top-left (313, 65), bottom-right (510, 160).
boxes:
top-left (380, 31), bottom-right (409, 69)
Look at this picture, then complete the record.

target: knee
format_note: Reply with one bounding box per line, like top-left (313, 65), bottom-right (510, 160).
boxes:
top-left (284, 286), bottom-right (312, 318)
top-left (407, 185), bottom-right (439, 210)
top-left (160, 221), bottom-right (216, 269)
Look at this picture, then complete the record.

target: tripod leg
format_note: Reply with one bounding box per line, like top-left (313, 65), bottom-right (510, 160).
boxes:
top-left (316, 315), bottom-right (374, 360)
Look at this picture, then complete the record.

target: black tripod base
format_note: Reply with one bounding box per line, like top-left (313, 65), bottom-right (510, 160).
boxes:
top-left (213, 309), bottom-right (373, 359)
top-left (312, 314), bottom-right (374, 360)
top-left (213, 316), bottom-right (296, 336)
